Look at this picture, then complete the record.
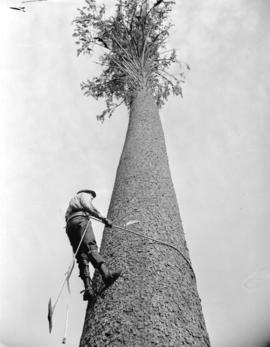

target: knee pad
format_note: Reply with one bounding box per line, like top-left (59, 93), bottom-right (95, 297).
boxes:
top-left (88, 250), bottom-right (105, 269)
top-left (87, 243), bottom-right (98, 253)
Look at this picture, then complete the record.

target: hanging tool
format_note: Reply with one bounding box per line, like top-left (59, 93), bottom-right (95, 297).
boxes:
top-left (62, 304), bottom-right (69, 344)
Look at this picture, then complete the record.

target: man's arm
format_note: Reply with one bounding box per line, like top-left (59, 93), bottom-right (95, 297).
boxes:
top-left (91, 204), bottom-right (113, 227)
top-left (78, 193), bottom-right (112, 227)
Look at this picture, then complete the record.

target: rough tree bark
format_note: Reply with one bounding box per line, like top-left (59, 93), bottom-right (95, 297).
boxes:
top-left (79, 89), bottom-right (210, 346)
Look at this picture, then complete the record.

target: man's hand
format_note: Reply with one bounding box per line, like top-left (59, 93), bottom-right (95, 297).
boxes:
top-left (103, 218), bottom-right (113, 228)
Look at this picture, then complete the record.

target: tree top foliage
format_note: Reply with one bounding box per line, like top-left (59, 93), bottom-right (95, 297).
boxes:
top-left (73, 0), bottom-right (189, 121)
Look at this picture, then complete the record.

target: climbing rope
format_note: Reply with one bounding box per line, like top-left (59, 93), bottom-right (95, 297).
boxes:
top-left (91, 216), bottom-right (196, 278)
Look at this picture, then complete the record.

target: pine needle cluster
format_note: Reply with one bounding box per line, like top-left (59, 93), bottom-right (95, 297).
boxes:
top-left (73, 0), bottom-right (189, 121)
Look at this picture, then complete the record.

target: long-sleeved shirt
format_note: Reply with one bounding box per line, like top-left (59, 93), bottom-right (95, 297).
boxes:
top-left (65, 192), bottom-right (105, 222)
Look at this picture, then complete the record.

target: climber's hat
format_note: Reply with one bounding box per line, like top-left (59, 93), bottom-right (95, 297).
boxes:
top-left (77, 189), bottom-right (96, 198)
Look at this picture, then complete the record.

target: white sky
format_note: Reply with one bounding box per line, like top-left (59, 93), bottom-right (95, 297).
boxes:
top-left (0, 0), bottom-right (270, 346)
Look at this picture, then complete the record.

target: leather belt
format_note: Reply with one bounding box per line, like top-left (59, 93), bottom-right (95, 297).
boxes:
top-left (66, 211), bottom-right (90, 223)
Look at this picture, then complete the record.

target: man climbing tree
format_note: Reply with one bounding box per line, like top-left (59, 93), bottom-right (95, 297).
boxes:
top-left (65, 190), bottom-right (121, 300)
top-left (73, 0), bottom-right (211, 345)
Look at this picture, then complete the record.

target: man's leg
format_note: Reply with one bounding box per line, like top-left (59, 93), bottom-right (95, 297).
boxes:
top-left (66, 217), bottom-right (95, 300)
top-left (76, 252), bottom-right (95, 301)
top-left (80, 219), bottom-right (106, 269)
top-left (83, 221), bottom-right (122, 287)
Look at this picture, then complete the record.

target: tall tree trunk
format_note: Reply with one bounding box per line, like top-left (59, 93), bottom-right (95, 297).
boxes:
top-left (80, 89), bottom-right (210, 346)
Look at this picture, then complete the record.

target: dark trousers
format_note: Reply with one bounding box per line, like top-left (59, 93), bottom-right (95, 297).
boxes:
top-left (66, 216), bottom-right (105, 279)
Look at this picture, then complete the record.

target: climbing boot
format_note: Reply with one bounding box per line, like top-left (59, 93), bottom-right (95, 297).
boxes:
top-left (82, 277), bottom-right (95, 301)
top-left (99, 263), bottom-right (122, 287)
